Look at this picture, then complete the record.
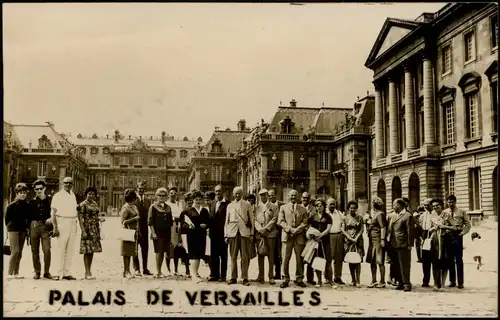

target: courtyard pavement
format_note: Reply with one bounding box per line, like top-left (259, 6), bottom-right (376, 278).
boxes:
top-left (3, 217), bottom-right (498, 317)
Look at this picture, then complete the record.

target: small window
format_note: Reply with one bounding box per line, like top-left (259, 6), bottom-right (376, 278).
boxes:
top-left (318, 151), bottom-right (329, 170)
top-left (180, 150), bottom-right (188, 158)
top-left (80, 147), bottom-right (87, 155)
top-left (168, 150), bottom-right (176, 158)
top-left (38, 161), bottom-right (47, 176)
top-left (441, 44), bottom-right (452, 75)
top-left (91, 147), bottom-right (98, 154)
top-left (464, 30), bottom-right (476, 63)
top-left (491, 15), bottom-right (498, 49)
top-left (134, 156), bottom-right (143, 166)
top-left (468, 167), bottom-right (481, 210)
top-left (282, 151), bottom-right (294, 170)
top-left (103, 147), bottom-right (110, 154)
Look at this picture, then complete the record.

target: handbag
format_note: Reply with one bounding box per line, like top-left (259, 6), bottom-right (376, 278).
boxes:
top-left (117, 224), bottom-right (136, 242)
top-left (422, 236), bottom-right (432, 251)
top-left (311, 241), bottom-right (326, 271)
top-left (249, 237), bottom-right (257, 260)
top-left (4, 234), bottom-right (11, 256)
top-left (205, 235), bottom-right (211, 256)
top-left (257, 237), bottom-right (269, 256)
top-left (344, 243), bottom-right (362, 264)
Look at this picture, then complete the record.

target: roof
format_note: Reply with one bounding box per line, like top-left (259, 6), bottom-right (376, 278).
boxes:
top-left (10, 124), bottom-right (66, 149)
top-left (202, 130), bottom-right (250, 154)
top-left (266, 106), bottom-right (352, 135)
top-left (66, 135), bottom-right (199, 149)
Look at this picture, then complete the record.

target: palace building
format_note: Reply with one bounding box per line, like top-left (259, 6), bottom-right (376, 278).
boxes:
top-left (209, 97), bottom-right (373, 212)
top-left (365, 3), bottom-right (498, 217)
top-left (67, 130), bottom-right (200, 212)
top-left (3, 121), bottom-right (88, 207)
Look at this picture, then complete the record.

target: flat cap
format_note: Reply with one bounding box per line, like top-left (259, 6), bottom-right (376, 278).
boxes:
top-left (258, 189), bottom-right (269, 195)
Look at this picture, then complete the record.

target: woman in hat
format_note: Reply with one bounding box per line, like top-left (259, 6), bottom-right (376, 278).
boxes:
top-left (120, 189), bottom-right (140, 279)
top-left (5, 183), bottom-right (30, 279)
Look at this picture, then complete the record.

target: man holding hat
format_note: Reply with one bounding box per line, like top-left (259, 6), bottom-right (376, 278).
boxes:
top-left (50, 177), bottom-right (79, 280)
top-left (253, 189), bottom-right (279, 284)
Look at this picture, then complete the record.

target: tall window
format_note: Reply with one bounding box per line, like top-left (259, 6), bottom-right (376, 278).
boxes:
top-left (38, 161), bottom-right (47, 176)
top-left (441, 45), bottom-right (452, 75)
top-left (464, 30), bottom-right (476, 63)
top-left (119, 175), bottom-right (126, 187)
top-left (465, 93), bottom-right (479, 138)
top-left (149, 176), bottom-right (157, 189)
top-left (468, 167), bottom-right (481, 210)
top-left (492, 80), bottom-right (498, 133)
top-left (134, 156), bottom-right (143, 166)
top-left (444, 102), bottom-right (456, 144)
top-left (212, 165), bottom-right (222, 182)
top-left (282, 151), bottom-right (294, 170)
top-left (151, 156), bottom-right (158, 166)
top-left (445, 171), bottom-right (455, 197)
top-left (491, 14), bottom-right (498, 49)
top-left (120, 156), bottom-right (128, 165)
top-left (318, 151), bottom-right (329, 170)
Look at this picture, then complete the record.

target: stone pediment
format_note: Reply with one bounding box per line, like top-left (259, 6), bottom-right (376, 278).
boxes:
top-left (365, 18), bottom-right (422, 67)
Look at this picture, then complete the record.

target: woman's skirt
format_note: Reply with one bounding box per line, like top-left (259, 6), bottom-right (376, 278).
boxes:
top-left (329, 233), bottom-right (345, 263)
top-left (187, 230), bottom-right (206, 260)
top-left (153, 236), bottom-right (171, 255)
top-left (366, 236), bottom-right (385, 265)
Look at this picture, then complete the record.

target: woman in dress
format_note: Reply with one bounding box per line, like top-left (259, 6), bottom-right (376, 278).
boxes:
top-left (179, 190), bottom-right (209, 282)
top-left (428, 198), bottom-right (456, 291)
top-left (5, 183), bottom-right (30, 279)
top-left (341, 200), bottom-right (365, 287)
top-left (77, 187), bottom-right (104, 280)
top-left (120, 189), bottom-right (140, 279)
top-left (148, 187), bottom-right (173, 278)
top-left (364, 196), bottom-right (387, 288)
top-left (308, 199), bottom-right (333, 288)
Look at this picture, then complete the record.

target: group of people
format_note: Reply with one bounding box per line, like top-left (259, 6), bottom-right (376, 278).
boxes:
top-left (5, 177), bottom-right (104, 280)
top-left (5, 178), bottom-right (476, 293)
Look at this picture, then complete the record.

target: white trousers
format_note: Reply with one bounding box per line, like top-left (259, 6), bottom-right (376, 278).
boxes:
top-left (56, 217), bottom-right (78, 277)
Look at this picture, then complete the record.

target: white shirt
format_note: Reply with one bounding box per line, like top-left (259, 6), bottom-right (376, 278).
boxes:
top-left (328, 209), bottom-right (343, 233)
top-left (166, 200), bottom-right (182, 219)
top-left (51, 189), bottom-right (78, 218)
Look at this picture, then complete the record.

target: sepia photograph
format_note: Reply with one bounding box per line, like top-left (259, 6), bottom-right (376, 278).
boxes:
top-left (3, 2), bottom-right (498, 317)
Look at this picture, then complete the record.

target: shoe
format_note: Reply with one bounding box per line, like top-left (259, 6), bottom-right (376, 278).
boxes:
top-left (14, 275), bottom-right (24, 279)
top-left (403, 286), bottom-right (412, 292)
top-left (315, 282), bottom-right (322, 288)
top-left (43, 273), bottom-right (54, 280)
top-left (242, 279), bottom-right (250, 286)
top-left (218, 278), bottom-right (226, 282)
top-left (432, 286), bottom-right (441, 292)
top-left (280, 281), bottom-right (289, 288)
top-left (334, 279), bottom-right (345, 285)
top-left (417, 259), bottom-right (422, 263)
top-left (448, 283), bottom-right (456, 288)
top-left (143, 270), bottom-right (153, 276)
top-left (62, 276), bottom-right (76, 280)
top-left (33, 274), bottom-right (41, 280)
top-left (367, 282), bottom-right (377, 288)
top-left (421, 283), bottom-right (430, 288)
top-left (228, 279), bottom-right (237, 285)
top-left (307, 280), bottom-right (316, 286)
top-left (396, 286), bottom-right (404, 290)
top-left (154, 274), bottom-right (164, 279)
top-left (376, 282), bottom-right (386, 288)
top-left (296, 281), bottom-right (306, 288)
top-left (134, 271), bottom-right (142, 277)
top-left (84, 275), bottom-right (96, 280)
top-left (208, 277), bottom-right (218, 282)
top-left (351, 282), bottom-right (357, 287)
top-left (457, 285), bottom-right (464, 289)
top-left (269, 279), bottom-right (275, 285)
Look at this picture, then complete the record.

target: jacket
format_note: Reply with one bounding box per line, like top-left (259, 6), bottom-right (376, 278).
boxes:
top-left (254, 201), bottom-right (279, 239)
top-left (387, 209), bottom-right (414, 249)
top-left (278, 202), bottom-right (309, 244)
top-left (224, 200), bottom-right (254, 238)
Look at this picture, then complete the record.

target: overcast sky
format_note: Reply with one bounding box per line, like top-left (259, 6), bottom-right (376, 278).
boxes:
top-left (3, 2), bottom-right (446, 141)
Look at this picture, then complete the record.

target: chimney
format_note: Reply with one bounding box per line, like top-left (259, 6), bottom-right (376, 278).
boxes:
top-left (237, 119), bottom-right (246, 131)
top-left (106, 134), bottom-right (109, 139)
top-left (114, 130), bottom-right (120, 143)
top-left (161, 131), bottom-right (166, 144)
top-left (290, 99), bottom-right (297, 107)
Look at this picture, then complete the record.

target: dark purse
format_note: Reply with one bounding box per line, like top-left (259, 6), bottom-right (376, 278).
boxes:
top-left (4, 234), bottom-right (11, 256)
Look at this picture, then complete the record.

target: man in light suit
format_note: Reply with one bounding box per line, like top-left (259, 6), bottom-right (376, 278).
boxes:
top-left (268, 189), bottom-right (284, 280)
top-left (278, 189), bottom-right (308, 288)
top-left (302, 192), bottom-right (318, 285)
top-left (253, 189), bottom-right (279, 284)
top-left (387, 198), bottom-right (414, 292)
top-left (224, 186), bottom-right (254, 286)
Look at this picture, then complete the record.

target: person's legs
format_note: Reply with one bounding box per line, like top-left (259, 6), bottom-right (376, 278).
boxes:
top-left (63, 220), bottom-right (78, 277)
top-left (240, 236), bottom-right (250, 281)
top-left (83, 253), bottom-right (91, 276)
top-left (355, 264), bottom-right (361, 285)
top-left (293, 241), bottom-right (305, 283)
top-left (56, 219), bottom-right (70, 278)
top-left (30, 222), bottom-right (42, 276)
top-left (274, 229), bottom-right (282, 279)
top-left (228, 235), bottom-right (240, 281)
top-left (40, 226), bottom-right (51, 275)
top-left (349, 264), bottom-right (356, 284)
top-left (267, 237), bottom-right (276, 282)
top-left (370, 262), bottom-right (378, 284)
top-left (282, 241), bottom-right (294, 283)
top-left (455, 236), bottom-right (464, 287)
top-left (209, 236), bottom-right (220, 280)
top-left (8, 232), bottom-right (20, 276)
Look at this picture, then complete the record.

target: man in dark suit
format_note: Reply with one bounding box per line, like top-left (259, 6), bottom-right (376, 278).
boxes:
top-left (208, 185), bottom-right (229, 282)
top-left (387, 198), bottom-right (414, 292)
top-left (268, 189), bottom-right (284, 280)
top-left (135, 181), bottom-right (152, 276)
top-left (278, 189), bottom-right (309, 288)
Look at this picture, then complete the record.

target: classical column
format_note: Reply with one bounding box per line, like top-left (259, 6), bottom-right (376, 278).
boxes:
top-left (308, 154), bottom-right (316, 195)
top-left (404, 65), bottom-right (417, 149)
top-left (260, 153), bottom-right (268, 190)
top-left (423, 57), bottom-right (436, 145)
top-left (388, 78), bottom-right (399, 154)
top-left (374, 84), bottom-right (385, 159)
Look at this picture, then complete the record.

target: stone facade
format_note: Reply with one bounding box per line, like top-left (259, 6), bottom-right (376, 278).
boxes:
top-left (365, 3), bottom-right (498, 216)
top-left (68, 131), bottom-right (199, 211)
